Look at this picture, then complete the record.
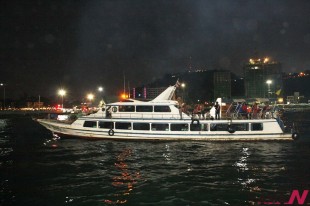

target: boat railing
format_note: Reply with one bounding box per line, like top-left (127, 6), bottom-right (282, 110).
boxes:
top-left (107, 113), bottom-right (186, 120)
top-left (224, 110), bottom-right (277, 120)
top-left (221, 102), bottom-right (281, 120)
top-left (88, 108), bottom-right (278, 121)
top-left (103, 111), bottom-right (278, 120)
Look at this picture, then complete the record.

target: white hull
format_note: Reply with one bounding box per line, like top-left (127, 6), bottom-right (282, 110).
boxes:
top-left (37, 119), bottom-right (293, 141)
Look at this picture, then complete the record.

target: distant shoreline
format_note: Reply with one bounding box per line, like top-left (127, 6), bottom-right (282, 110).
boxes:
top-left (0, 110), bottom-right (64, 116)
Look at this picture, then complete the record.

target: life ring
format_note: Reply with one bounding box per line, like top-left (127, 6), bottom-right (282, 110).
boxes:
top-left (292, 132), bottom-right (299, 140)
top-left (227, 125), bottom-right (235, 134)
top-left (112, 107), bottom-right (117, 112)
top-left (191, 119), bottom-right (200, 125)
top-left (108, 129), bottom-right (114, 136)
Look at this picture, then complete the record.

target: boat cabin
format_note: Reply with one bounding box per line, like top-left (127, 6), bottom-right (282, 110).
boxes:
top-left (90, 100), bottom-right (190, 120)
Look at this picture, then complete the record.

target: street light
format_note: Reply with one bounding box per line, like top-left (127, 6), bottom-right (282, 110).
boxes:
top-left (98, 86), bottom-right (104, 100)
top-left (87, 93), bottom-right (94, 101)
top-left (266, 80), bottom-right (272, 98)
top-left (0, 83), bottom-right (6, 110)
top-left (181, 83), bottom-right (186, 102)
top-left (98, 86), bottom-right (105, 107)
top-left (58, 89), bottom-right (66, 108)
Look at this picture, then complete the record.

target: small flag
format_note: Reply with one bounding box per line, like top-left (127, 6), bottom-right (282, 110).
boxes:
top-left (276, 89), bottom-right (281, 96)
top-left (175, 80), bottom-right (181, 88)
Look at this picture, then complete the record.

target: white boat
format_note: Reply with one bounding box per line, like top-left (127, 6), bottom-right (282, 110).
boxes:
top-left (36, 85), bottom-right (297, 141)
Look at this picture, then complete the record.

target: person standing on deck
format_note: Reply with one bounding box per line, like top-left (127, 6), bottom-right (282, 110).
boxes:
top-left (247, 105), bottom-right (252, 119)
top-left (214, 101), bottom-right (220, 120)
top-left (179, 103), bottom-right (185, 120)
top-left (252, 103), bottom-right (258, 119)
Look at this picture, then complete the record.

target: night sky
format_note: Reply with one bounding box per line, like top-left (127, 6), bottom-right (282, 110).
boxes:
top-left (1, 0), bottom-right (310, 100)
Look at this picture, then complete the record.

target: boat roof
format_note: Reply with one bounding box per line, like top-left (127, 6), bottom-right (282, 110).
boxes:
top-left (152, 86), bottom-right (176, 102)
top-left (107, 85), bottom-right (179, 106)
top-left (107, 100), bottom-right (178, 106)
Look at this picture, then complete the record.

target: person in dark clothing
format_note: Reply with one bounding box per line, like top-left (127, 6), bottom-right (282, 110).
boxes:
top-left (214, 101), bottom-right (220, 120)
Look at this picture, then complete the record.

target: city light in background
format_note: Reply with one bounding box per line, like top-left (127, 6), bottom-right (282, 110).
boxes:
top-left (2, 1), bottom-right (310, 102)
top-left (266, 80), bottom-right (272, 98)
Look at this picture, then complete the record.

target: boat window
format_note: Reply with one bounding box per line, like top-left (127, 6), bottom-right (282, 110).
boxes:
top-left (154, 106), bottom-right (171, 112)
top-left (136, 106), bottom-right (153, 112)
top-left (119, 105), bottom-right (135, 112)
top-left (115, 122), bottom-right (132, 130)
top-left (210, 123), bottom-right (228, 131)
top-left (83, 121), bottom-right (97, 128)
top-left (251, 123), bottom-right (263, 131)
top-left (201, 124), bottom-right (209, 131)
top-left (133, 123), bottom-right (150, 130)
top-left (98, 121), bottom-right (113, 129)
top-left (231, 123), bottom-right (249, 131)
top-left (171, 123), bottom-right (188, 131)
top-left (151, 123), bottom-right (169, 131)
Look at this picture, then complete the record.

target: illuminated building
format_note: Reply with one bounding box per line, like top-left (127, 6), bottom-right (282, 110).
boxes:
top-left (131, 87), bottom-right (166, 100)
top-left (244, 58), bottom-right (283, 98)
top-left (146, 87), bottom-right (167, 99)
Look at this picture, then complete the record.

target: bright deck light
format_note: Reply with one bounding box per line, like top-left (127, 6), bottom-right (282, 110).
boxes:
top-left (87, 93), bottom-right (94, 101)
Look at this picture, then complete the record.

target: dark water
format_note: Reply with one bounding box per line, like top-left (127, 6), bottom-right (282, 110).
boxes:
top-left (1, 113), bottom-right (310, 206)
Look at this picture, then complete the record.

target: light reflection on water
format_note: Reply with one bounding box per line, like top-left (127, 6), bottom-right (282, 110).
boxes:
top-left (0, 113), bottom-right (309, 206)
top-left (234, 147), bottom-right (250, 171)
top-left (0, 119), bottom-right (8, 130)
top-left (104, 148), bottom-right (141, 205)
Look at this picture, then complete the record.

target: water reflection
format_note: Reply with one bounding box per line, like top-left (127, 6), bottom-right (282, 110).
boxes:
top-left (0, 113), bottom-right (309, 205)
top-left (0, 119), bottom-right (13, 164)
top-left (43, 133), bottom-right (61, 148)
top-left (0, 119), bottom-right (14, 204)
top-left (104, 148), bottom-right (140, 205)
top-left (0, 119), bottom-right (8, 130)
top-left (234, 147), bottom-right (250, 172)
top-left (234, 147), bottom-right (258, 190)
top-left (162, 144), bottom-right (171, 162)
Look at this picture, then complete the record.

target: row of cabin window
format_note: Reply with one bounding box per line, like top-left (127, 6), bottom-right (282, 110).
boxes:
top-left (117, 105), bottom-right (171, 112)
top-left (83, 121), bottom-right (263, 131)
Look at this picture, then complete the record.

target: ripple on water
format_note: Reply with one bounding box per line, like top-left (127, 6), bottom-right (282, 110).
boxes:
top-left (0, 114), bottom-right (310, 205)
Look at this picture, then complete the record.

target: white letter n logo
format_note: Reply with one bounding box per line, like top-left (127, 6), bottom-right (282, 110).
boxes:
top-left (284, 190), bottom-right (309, 205)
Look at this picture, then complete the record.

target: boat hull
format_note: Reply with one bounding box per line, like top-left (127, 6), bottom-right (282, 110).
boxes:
top-left (37, 119), bottom-right (293, 141)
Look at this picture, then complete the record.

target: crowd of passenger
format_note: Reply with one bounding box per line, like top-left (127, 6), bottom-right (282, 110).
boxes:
top-left (178, 101), bottom-right (279, 120)
top-left (230, 102), bottom-right (276, 119)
